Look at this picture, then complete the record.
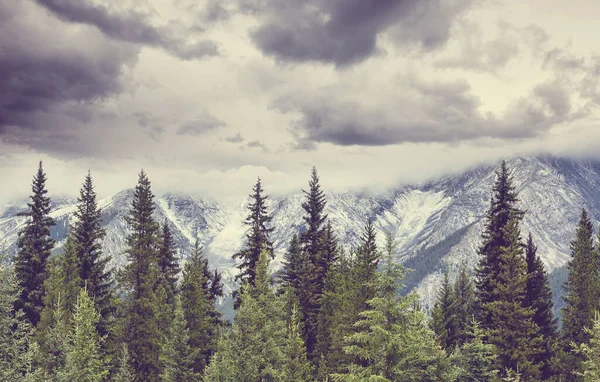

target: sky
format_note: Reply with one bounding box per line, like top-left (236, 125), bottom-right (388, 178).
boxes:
top-left (1, 0), bottom-right (600, 201)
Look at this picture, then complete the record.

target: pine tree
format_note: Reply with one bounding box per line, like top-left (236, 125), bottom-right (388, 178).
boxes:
top-left (482, 215), bottom-right (543, 380)
top-left (15, 161), bottom-right (56, 326)
top-left (0, 256), bottom-right (35, 381)
top-left (453, 263), bottom-right (476, 348)
top-left (281, 299), bottom-right (313, 381)
top-left (332, 232), bottom-right (456, 381)
top-left (452, 319), bottom-right (499, 382)
top-left (475, 160), bottom-right (524, 327)
top-left (181, 238), bottom-right (222, 375)
top-left (352, 219), bottom-right (380, 314)
top-left (59, 288), bottom-right (109, 382)
top-left (204, 250), bottom-right (286, 381)
top-left (34, 293), bottom-right (70, 379)
top-left (232, 177), bottom-right (274, 302)
top-left (561, 208), bottom-right (600, 380)
top-left (574, 312), bottom-right (600, 381)
top-left (524, 233), bottom-right (558, 380)
top-left (160, 296), bottom-right (198, 382)
top-left (113, 343), bottom-right (134, 382)
top-left (119, 170), bottom-right (161, 381)
top-left (73, 172), bottom-right (114, 335)
top-left (281, 234), bottom-right (303, 291)
top-left (156, 221), bottom-right (180, 306)
top-left (430, 272), bottom-right (458, 351)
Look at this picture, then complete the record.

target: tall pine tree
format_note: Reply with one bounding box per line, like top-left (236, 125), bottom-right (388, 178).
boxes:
top-left (72, 172), bottom-right (114, 335)
top-left (181, 238), bottom-right (223, 375)
top-left (453, 262), bottom-right (476, 348)
top-left (15, 161), bottom-right (56, 326)
top-left (524, 233), bottom-right (557, 380)
top-left (475, 160), bottom-right (523, 327)
top-left (232, 178), bottom-right (274, 296)
top-left (431, 272), bottom-right (458, 351)
top-left (561, 208), bottom-right (600, 380)
top-left (120, 170), bottom-right (162, 381)
top-left (156, 220), bottom-right (180, 306)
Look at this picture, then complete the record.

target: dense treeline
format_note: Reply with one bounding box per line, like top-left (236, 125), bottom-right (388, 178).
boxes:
top-left (1, 161), bottom-right (600, 381)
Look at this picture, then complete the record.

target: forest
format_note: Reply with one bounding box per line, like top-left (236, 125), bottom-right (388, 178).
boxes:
top-left (1, 160), bottom-right (600, 382)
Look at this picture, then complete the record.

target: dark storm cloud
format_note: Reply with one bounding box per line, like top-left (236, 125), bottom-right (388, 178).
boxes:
top-left (247, 0), bottom-right (475, 66)
top-left (0, 1), bottom-right (137, 142)
top-left (273, 77), bottom-right (583, 147)
top-left (176, 111), bottom-right (226, 136)
top-left (35, 0), bottom-right (220, 60)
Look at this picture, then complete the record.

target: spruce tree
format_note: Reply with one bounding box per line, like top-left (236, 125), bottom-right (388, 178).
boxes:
top-left (59, 288), bottom-right (109, 382)
top-left (157, 220), bottom-right (180, 306)
top-left (232, 177), bottom-right (274, 301)
top-left (72, 172), bottom-right (114, 335)
top-left (281, 234), bottom-right (303, 291)
top-left (113, 343), bottom-right (134, 382)
top-left (475, 160), bottom-right (523, 327)
top-left (0, 257), bottom-right (34, 381)
top-left (281, 302), bottom-right (313, 382)
top-left (430, 272), bottom-right (458, 351)
top-left (204, 250), bottom-right (286, 381)
top-left (15, 161), bottom-right (56, 326)
top-left (160, 296), bottom-right (198, 382)
top-left (482, 215), bottom-right (543, 380)
top-left (524, 233), bottom-right (558, 380)
top-left (352, 219), bottom-right (380, 314)
top-left (120, 170), bottom-right (161, 381)
top-left (181, 238), bottom-right (222, 375)
top-left (574, 312), bottom-right (600, 381)
top-left (453, 263), bottom-right (476, 348)
top-left (35, 293), bottom-right (70, 379)
top-left (561, 208), bottom-right (600, 379)
top-left (452, 319), bottom-right (499, 382)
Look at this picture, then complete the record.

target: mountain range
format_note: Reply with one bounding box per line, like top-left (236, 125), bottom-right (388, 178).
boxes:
top-left (2, 155), bottom-right (599, 319)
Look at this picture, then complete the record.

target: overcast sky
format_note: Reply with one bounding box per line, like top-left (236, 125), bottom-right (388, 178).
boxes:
top-left (1, 0), bottom-right (600, 201)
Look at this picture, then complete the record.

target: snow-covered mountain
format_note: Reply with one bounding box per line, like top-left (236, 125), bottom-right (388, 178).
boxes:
top-left (1, 156), bottom-right (599, 316)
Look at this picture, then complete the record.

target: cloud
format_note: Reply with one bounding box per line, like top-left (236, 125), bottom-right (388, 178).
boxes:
top-left (225, 133), bottom-right (244, 143)
top-left (35, 0), bottom-right (220, 60)
top-left (272, 73), bottom-right (593, 147)
top-left (176, 110), bottom-right (226, 136)
top-left (0, 0), bottom-right (138, 148)
top-left (247, 0), bottom-right (475, 67)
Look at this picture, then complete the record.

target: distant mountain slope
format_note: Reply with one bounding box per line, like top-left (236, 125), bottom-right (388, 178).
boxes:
top-left (1, 156), bottom-right (599, 314)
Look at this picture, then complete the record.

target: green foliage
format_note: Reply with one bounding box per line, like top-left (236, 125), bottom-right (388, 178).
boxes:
top-left (112, 343), bottom-right (134, 382)
top-left (453, 263), bottom-right (476, 348)
top-left (73, 172), bottom-right (114, 335)
top-left (156, 221), bottom-right (180, 308)
top-left (232, 177), bottom-right (274, 306)
top-left (561, 209), bottom-right (600, 379)
top-left (160, 296), bottom-right (198, 382)
top-left (524, 233), bottom-right (558, 380)
top-left (0, 258), bottom-right (35, 381)
top-left (59, 288), bottom-right (109, 382)
top-left (281, 301), bottom-right (314, 382)
top-left (452, 319), bottom-right (499, 382)
top-left (15, 162), bottom-right (56, 326)
top-left (430, 272), bottom-right (458, 351)
top-left (574, 312), bottom-right (600, 381)
top-left (119, 170), bottom-right (162, 381)
top-left (181, 238), bottom-right (222, 375)
top-left (482, 215), bottom-right (543, 380)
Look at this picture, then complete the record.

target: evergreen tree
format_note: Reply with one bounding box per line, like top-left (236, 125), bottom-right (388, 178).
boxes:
top-left (113, 343), bottom-right (134, 382)
top-left (73, 172), bottom-right (114, 335)
top-left (482, 215), bottom-right (543, 380)
top-left (452, 319), bottom-right (499, 382)
top-left (181, 238), bottom-right (222, 375)
top-left (475, 160), bottom-right (523, 326)
top-left (59, 288), bottom-right (109, 382)
top-left (15, 162), bottom-right (56, 326)
top-left (574, 312), bottom-right (600, 381)
top-left (119, 170), bottom-right (161, 381)
top-left (156, 221), bottom-right (180, 306)
top-left (204, 250), bottom-right (286, 381)
top-left (232, 178), bottom-right (274, 299)
top-left (561, 208), bottom-right (600, 380)
top-left (281, 298), bottom-right (314, 381)
top-left (453, 263), bottom-right (476, 348)
top-left (34, 293), bottom-right (70, 379)
top-left (352, 219), bottom-right (380, 314)
top-left (332, 232), bottom-right (456, 381)
top-left (160, 296), bottom-right (198, 382)
top-left (281, 234), bottom-right (303, 291)
top-left (524, 233), bottom-right (558, 380)
top-left (0, 257), bottom-right (34, 381)
top-left (430, 272), bottom-right (458, 351)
